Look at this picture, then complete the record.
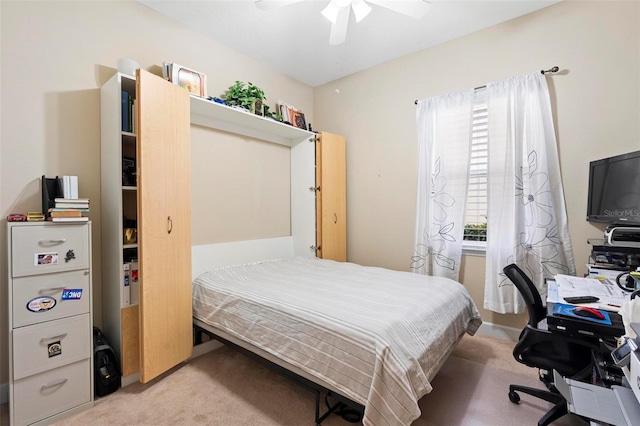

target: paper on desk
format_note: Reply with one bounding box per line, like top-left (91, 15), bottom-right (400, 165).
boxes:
top-left (554, 274), bottom-right (629, 307)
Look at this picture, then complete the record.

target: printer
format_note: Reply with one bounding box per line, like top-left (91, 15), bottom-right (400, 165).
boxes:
top-left (605, 225), bottom-right (640, 248)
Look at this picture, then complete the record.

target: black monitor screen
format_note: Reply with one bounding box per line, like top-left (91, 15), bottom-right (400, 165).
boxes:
top-left (587, 150), bottom-right (640, 223)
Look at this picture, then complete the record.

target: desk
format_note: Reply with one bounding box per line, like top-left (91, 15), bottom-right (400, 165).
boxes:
top-left (546, 279), bottom-right (626, 341)
top-left (545, 280), bottom-right (640, 425)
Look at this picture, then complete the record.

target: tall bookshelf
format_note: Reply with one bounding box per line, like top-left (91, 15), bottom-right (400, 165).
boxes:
top-left (100, 73), bottom-right (140, 383)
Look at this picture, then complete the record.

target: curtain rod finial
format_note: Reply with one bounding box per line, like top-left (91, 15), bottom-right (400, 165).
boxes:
top-left (542, 66), bottom-right (560, 74)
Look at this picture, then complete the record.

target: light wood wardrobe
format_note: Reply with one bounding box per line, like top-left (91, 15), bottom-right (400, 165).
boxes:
top-left (100, 69), bottom-right (192, 385)
top-left (315, 132), bottom-right (347, 262)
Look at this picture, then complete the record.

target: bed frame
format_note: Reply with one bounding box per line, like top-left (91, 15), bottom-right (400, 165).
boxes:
top-left (191, 237), bottom-right (467, 425)
top-left (192, 237), bottom-right (364, 425)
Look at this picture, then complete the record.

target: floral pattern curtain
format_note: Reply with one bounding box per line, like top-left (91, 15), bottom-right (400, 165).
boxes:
top-left (484, 72), bottom-right (575, 313)
top-left (412, 90), bottom-right (475, 281)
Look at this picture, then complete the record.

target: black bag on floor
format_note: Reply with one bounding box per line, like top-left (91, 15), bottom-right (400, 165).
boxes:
top-left (93, 326), bottom-right (121, 397)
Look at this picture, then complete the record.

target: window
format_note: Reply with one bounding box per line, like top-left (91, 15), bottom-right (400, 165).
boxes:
top-left (463, 88), bottom-right (487, 252)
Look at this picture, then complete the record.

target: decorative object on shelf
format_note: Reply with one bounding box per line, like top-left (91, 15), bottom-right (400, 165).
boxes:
top-left (27, 212), bottom-right (45, 222)
top-left (277, 100), bottom-right (306, 128)
top-left (163, 62), bottom-right (207, 97)
top-left (223, 81), bottom-right (265, 112)
top-left (7, 214), bottom-right (26, 222)
top-left (117, 58), bottom-right (139, 77)
top-left (263, 105), bottom-right (281, 121)
top-left (124, 227), bottom-right (137, 245)
top-left (122, 157), bottom-right (136, 186)
top-left (252, 98), bottom-right (264, 116)
top-left (209, 97), bottom-right (226, 105)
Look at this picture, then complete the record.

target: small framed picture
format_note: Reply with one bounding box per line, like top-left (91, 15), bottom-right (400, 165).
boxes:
top-left (294, 112), bottom-right (307, 130)
top-left (252, 98), bottom-right (264, 116)
top-left (290, 110), bottom-right (307, 130)
top-left (170, 63), bottom-right (207, 98)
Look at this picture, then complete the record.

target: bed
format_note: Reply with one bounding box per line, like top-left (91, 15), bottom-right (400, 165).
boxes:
top-left (192, 255), bottom-right (482, 426)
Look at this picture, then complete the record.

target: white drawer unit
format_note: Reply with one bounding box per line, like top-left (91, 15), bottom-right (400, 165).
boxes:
top-left (7, 222), bottom-right (94, 426)
top-left (11, 224), bottom-right (89, 278)
top-left (13, 314), bottom-right (91, 380)
top-left (12, 359), bottom-right (92, 426)
top-left (12, 270), bottom-right (91, 328)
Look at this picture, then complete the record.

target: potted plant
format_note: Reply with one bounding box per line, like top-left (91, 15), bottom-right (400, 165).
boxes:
top-left (223, 81), bottom-right (266, 115)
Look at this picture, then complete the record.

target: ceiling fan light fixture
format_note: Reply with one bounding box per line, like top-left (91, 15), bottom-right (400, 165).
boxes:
top-left (321, 1), bottom-right (341, 24)
top-left (351, 0), bottom-right (371, 23)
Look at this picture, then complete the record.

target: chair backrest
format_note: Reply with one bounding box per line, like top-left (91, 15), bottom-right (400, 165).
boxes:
top-left (503, 264), bottom-right (547, 327)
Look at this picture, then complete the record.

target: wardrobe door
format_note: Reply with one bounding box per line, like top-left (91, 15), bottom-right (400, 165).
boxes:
top-left (136, 69), bottom-right (192, 383)
top-left (316, 132), bottom-right (347, 262)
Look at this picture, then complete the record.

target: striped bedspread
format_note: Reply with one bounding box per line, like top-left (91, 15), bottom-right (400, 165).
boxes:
top-left (192, 257), bottom-right (481, 426)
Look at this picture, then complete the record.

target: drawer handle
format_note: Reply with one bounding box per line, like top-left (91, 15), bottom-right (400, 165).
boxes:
top-left (39, 287), bottom-right (66, 295)
top-left (40, 333), bottom-right (67, 343)
top-left (41, 378), bottom-right (68, 391)
top-left (39, 239), bottom-right (67, 245)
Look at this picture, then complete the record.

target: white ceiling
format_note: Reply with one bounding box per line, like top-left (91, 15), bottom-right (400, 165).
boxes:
top-left (137, 0), bottom-right (561, 87)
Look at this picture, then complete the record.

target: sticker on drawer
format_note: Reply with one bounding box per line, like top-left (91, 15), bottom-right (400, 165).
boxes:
top-left (48, 341), bottom-right (62, 357)
top-left (61, 289), bottom-right (83, 300)
top-left (26, 296), bottom-right (57, 312)
top-left (34, 252), bottom-right (58, 266)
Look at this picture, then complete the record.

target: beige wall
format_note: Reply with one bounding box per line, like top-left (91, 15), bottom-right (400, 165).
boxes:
top-left (313, 0), bottom-right (640, 329)
top-left (0, 0), bottom-right (312, 384)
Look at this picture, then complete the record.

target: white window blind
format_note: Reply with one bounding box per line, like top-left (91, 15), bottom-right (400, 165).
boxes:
top-left (463, 88), bottom-right (488, 251)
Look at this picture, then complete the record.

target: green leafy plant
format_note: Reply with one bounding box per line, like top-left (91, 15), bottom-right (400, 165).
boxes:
top-left (223, 81), bottom-right (265, 110)
top-left (463, 223), bottom-right (487, 241)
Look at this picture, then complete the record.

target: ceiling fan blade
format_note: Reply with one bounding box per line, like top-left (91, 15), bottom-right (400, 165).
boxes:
top-left (255, 0), bottom-right (305, 11)
top-left (329, 5), bottom-right (350, 45)
top-left (366, 0), bottom-right (431, 19)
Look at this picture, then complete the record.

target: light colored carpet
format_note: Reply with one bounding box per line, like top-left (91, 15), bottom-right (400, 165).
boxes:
top-left (1, 333), bottom-right (588, 425)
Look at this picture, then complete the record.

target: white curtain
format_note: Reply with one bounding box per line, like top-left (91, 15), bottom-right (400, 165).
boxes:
top-left (412, 90), bottom-right (474, 280)
top-left (484, 72), bottom-right (575, 313)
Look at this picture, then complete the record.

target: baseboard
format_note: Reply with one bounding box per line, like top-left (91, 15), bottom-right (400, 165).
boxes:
top-left (475, 321), bottom-right (521, 342)
top-left (191, 339), bottom-right (223, 359)
top-left (121, 372), bottom-right (140, 387)
top-left (1, 381), bottom-right (8, 404)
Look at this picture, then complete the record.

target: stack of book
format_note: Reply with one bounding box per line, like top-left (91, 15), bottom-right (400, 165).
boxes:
top-left (49, 197), bottom-right (90, 222)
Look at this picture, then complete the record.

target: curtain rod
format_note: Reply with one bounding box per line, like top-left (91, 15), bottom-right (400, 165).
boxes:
top-left (413, 66), bottom-right (560, 105)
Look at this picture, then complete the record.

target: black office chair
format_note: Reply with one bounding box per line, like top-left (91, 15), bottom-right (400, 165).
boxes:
top-left (503, 264), bottom-right (596, 426)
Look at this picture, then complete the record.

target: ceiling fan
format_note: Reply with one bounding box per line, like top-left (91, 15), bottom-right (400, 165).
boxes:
top-left (255, 0), bottom-right (432, 45)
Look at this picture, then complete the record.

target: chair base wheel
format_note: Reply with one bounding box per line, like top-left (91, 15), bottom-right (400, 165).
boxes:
top-left (509, 390), bottom-right (521, 404)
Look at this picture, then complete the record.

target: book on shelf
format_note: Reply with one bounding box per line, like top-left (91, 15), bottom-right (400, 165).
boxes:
top-left (49, 207), bottom-right (90, 213)
top-left (121, 91), bottom-right (130, 132)
top-left (123, 263), bottom-right (131, 306)
top-left (54, 198), bottom-right (89, 209)
top-left (61, 175), bottom-right (79, 199)
top-left (70, 176), bottom-right (78, 199)
top-left (130, 262), bottom-right (139, 305)
top-left (54, 197), bottom-right (89, 203)
top-left (123, 261), bottom-right (139, 306)
top-left (48, 216), bottom-right (89, 222)
top-left (55, 203), bottom-right (89, 209)
top-left (50, 210), bottom-right (83, 218)
top-left (121, 90), bottom-right (136, 133)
